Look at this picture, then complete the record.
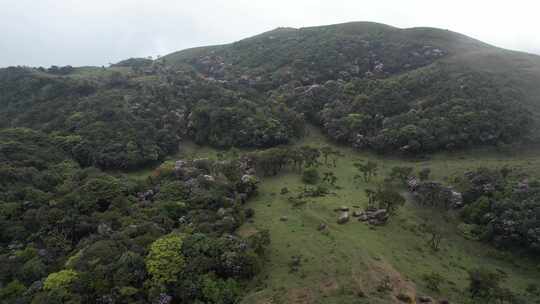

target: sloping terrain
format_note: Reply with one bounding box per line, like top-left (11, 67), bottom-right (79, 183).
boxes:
top-left (1, 21), bottom-right (540, 304)
top-left (236, 128), bottom-right (540, 304)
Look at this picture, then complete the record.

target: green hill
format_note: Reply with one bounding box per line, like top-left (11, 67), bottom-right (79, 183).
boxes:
top-left (2, 21), bottom-right (540, 304)
top-left (163, 22), bottom-right (540, 153)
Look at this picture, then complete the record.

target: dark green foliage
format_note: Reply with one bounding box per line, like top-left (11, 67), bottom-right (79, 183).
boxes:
top-left (354, 161), bottom-right (378, 182)
top-left (302, 168), bottom-right (320, 185)
top-left (389, 166), bottom-right (414, 185)
top-left (451, 168), bottom-right (540, 253)
top-left (375, 185), bottom-right (406, 215)
top-left (0, 137), bottom-right (268, 304)
top-left (467, 268), bottom-right (517, 303)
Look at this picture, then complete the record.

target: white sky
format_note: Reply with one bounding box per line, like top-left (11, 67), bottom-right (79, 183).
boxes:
top-left (1, 0), bottom-right (539, 67)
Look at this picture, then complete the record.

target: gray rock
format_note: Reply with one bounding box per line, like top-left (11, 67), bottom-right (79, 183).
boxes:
top-left (418, 296), bottom-right (434, 303)
top-left (97, 223), bottom-right (112, 235)
top-left (352, 211), bottom-right (363, 217)
top-left (339, 206), bottom-right (349, 211)
top-left (280, 216), bottom-right (288, 222)
top-left (202, 174), bottom-right (215, 182)
top-left (217, 207), bottom-right (227, 217)
top-left (358, 214), bottom-right (369, 221)
top-left (337, 212), bottom-right (350, 224)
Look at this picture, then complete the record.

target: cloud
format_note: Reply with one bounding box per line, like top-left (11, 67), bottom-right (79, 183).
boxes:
top-left (0, 0), bottom-right (539, 67)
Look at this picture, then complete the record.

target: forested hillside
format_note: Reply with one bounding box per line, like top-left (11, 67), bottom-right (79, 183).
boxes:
top-left (1, 21), bottom-right (540, 303)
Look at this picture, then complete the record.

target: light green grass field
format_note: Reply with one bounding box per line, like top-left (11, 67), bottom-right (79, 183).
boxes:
top-left (238, 128), bottom-right (540, 304)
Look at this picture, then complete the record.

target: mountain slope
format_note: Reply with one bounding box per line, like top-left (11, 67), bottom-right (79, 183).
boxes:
top-left (1, 21), bottom-right (540, 168)
top-left (164, 21), bottom-right (540, 105)
top-left (163, 22), bottom-right (540, 153)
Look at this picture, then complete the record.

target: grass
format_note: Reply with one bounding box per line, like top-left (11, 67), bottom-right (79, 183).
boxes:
top-left (116, 127), bottom-right (540, 303)
top-left (238, 127), bottom-right (540, 304)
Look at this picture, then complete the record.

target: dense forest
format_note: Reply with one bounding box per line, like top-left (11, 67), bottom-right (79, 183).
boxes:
top-left (1, 22), bottom-right (540, 303)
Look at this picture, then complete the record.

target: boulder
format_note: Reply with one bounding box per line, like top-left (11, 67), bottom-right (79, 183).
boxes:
top-left (368, 209), bottom-right (388, 220)
top-left (317, 223), bottom-right (327, 231)
top-left (241, 174), bottom-right (258, 184)
top-left (418, 296), bottom-right (434, 303)
top-left (280, 216), bottom-right (288, 222)
top-left (450, 190), bottom-right (463, 208)
top-left (396, 293), bottom-right (414, 303)
top-left (202, 174), bottom-right (215, 182)
top-left (339, 206), bottom-right (349, 211)
top-left (337, 212), bottom-right (350, 224)
top-left (365, 209), bottom-right (388, 225)
top-left (97, 223), bottom-right (113, 235)
top-left (217, 207), bottom-right (227, 218)
top-left (352, 211), bottom-right (363, 217)
top-left (358, 214), bottom-right (369, 222)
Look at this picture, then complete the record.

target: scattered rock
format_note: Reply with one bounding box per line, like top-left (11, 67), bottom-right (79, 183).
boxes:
top-left (97, 223), bottom-right (112, 235)
top-left (358, 214), bottom-right (369, 221)
top-left (352, 211), bottom-right (363, 217)
top-left (396, 292), bottom-right (414, 303)
top-left (217, 207), bottom-right (227, 218)
top-left (202, 174), bottom-right (215, 182)
top-left (418, 295), bottom-right (434, 303)
top-left (337, 212), bottom-right (350, 224)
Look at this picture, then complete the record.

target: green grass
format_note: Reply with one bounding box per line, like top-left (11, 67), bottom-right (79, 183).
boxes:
top-left (114, 128), bottom-right (540, 303)
top-left (239, 128), bottom-right (540, 304)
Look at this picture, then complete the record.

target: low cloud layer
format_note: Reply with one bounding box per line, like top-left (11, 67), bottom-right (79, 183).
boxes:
top-left (1, 0), bottom-right (539, 67)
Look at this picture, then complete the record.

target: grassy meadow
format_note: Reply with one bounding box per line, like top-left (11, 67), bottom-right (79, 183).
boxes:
top-left (238, 128), bottom-right (540, 304)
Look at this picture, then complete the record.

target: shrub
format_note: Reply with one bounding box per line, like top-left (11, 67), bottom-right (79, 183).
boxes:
top-left (423, 271), bottom-right (444, 291)
top-left (302, 168), bottom-right (320, 185)
top-left (145, 233), bottom-right (186, 285)
top-left (43, 269), bottom-right (79, 291)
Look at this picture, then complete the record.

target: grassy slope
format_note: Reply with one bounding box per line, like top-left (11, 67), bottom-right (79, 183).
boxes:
top-left (238, 127), bottom-right (540, 304)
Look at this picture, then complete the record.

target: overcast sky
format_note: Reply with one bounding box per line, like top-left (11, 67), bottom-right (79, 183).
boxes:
top-left (1, 0), bottom-right (539, 67)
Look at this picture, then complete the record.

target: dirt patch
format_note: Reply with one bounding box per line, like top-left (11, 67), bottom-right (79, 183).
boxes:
top-left (287, 287), bottom-right (313, 304)
top-left (237, 226), bottom-right (258, 238)
top-left (319, 278), bottom-right (339, 296)
top-left (352, 258), bottom-right (417, 303)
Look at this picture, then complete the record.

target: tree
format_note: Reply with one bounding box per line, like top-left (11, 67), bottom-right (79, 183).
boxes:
top-left (389, 166), bottom-right (413, 185)
top-left (365, 188), bottom-right (377, 209)
top-left (320, 146), bottom-right (334, 166)
top-left (354, 161), bottom-right (378, 182)
top-left (145, 233), bottom-right (186, 285)
top-left (322, 171), bottom-right (338, 186)
top-left (468, 268), bottom-right (506, 302)
top-left (375, 186), bottom-right (405, 215)
top-left (423, 222), bottom-right (443, 251)
top-left (43, 269), bottom-right (79, 291)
